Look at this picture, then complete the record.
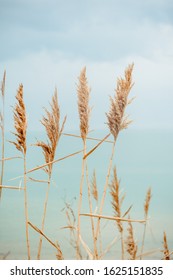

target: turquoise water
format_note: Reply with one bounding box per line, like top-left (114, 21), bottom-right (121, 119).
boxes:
top-left (0, 129), bottom-right (173, 259)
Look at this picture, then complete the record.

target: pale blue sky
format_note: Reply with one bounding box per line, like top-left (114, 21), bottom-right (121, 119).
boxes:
top-left (0, 0), bottom-right (173, 131)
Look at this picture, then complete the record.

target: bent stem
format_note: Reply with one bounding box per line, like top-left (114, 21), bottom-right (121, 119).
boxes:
top-left (24, 154), bottom-right (30, 259)
top-left (37, 173), bottom-right (51, 260)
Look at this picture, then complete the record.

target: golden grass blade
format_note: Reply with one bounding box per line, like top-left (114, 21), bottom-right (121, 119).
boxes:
top-left (80, 213), bottom-right (145, 223)
top-left (28, 177), bottom-right (49, 184)
top-left (61, 225), bottom-right (76, 230)
top-left (83, 133), bottom-right (111, 159)
top-left (0, 156), bottom-right (22, 161)
top-left (28, 221), bottom-right (55, 247)
top-left (27, 149), bottom-right (83, 174)
top-left (0, 185), bottom-right (24, 190)
top-left (122, 205), bottom-right (133, 218)
top-left (62, 133), bottom-right (114, 143)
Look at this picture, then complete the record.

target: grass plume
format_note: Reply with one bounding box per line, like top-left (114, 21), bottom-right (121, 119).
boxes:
top-left (126, 216), bottom-right (138, 260)
top-left (36, 88), bottom-right (66, 259)
top-left (94, 64), bottom-right (134, 258)
top-left (77, 66), bottom-right (90, 142)
top-left (76, 67), bottom-right (91, 258)
top-left (106, 63), bottom-right (134, 141)
top-left (10, 84), bottom-right (30, 259)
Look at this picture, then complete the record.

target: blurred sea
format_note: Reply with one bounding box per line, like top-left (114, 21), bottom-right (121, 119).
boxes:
top-left (0, 129), bottom-right (173, 260)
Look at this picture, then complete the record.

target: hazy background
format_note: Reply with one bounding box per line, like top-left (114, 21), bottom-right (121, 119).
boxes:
top-left (0, 0), bottom-right (173, 131)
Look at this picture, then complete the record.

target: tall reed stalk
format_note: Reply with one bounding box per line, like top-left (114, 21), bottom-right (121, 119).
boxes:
top-left (76, 67), bottom-right (97, 258)
top-left (0, 70), bottom-right (6, 199)
top-left (36, 89), bottom-right (66, 259)
top-left (10, 84), bottom-right (30, 259)
top-left (94, 64), bottom-right (134, 258)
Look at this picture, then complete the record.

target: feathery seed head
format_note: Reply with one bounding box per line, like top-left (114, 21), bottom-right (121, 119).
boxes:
top-left (144, 187), bottom-right (152, 218)
top-left (77, 67), bottom-right (90, 141)
top-left (110, 167), bottom-right (124, 232)
top-left (106, 64), bottom-right (134, 140)
top-left (126, 217), bottom-right (138, 260)
top-left (11, 84), bottom-right (27, 154)
top-left (35, 89), bottom-right (66, 174)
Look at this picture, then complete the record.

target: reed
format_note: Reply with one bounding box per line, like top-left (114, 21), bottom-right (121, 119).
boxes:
top-left (140, 187), bottom-right (152, 259)
top-left (2, 64), bottom-right (172, 260)
top-left (10, 84), bottom-right (30, 259)
top-left (76, 67), bottom-right (94, 259)
top-left (126, 216), bottom-right (138, 260)
top-left (94, 64), bottom-right (134, 258)
top-left (35, 88), bottom-right (66, 259)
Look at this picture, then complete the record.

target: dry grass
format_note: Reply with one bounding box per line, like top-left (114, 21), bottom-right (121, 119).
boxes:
top-left (106, 63), bottom-right (134, 141)
top-left (35, 89), bottom-right (66, 259)
top-left (35, 88), bottom-right (66, 174)
top-left (77, 66), bottom-right (90, 142)
top-left (10, 84), bottom-right (27, 154)
top-left (76, 67), bottom-right (91, 259)
top-left (1, 64), bottom-right (172, 260)
top-left (110, 167), bottom-right (125, 259)
top-left (163, 231), bottom-right (170, 260)
top-left (126, 217), bottom-right (138, 260)
top-left (140, 187), bottom-right (152, 259)
top-left (10, 84), bottom-right (30, 260)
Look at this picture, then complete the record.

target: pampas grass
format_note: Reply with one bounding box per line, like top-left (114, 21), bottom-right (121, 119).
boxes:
top-left (76, 67), bottom-right (91, 258)
top-left (1, 64), bottom-right (172, 260)
top-left (10, 84), bottom-right (30, 259)
top-left (35, 88), bottom-right (66, 259)
top-left (94, 64), bottom-right (134, 258)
